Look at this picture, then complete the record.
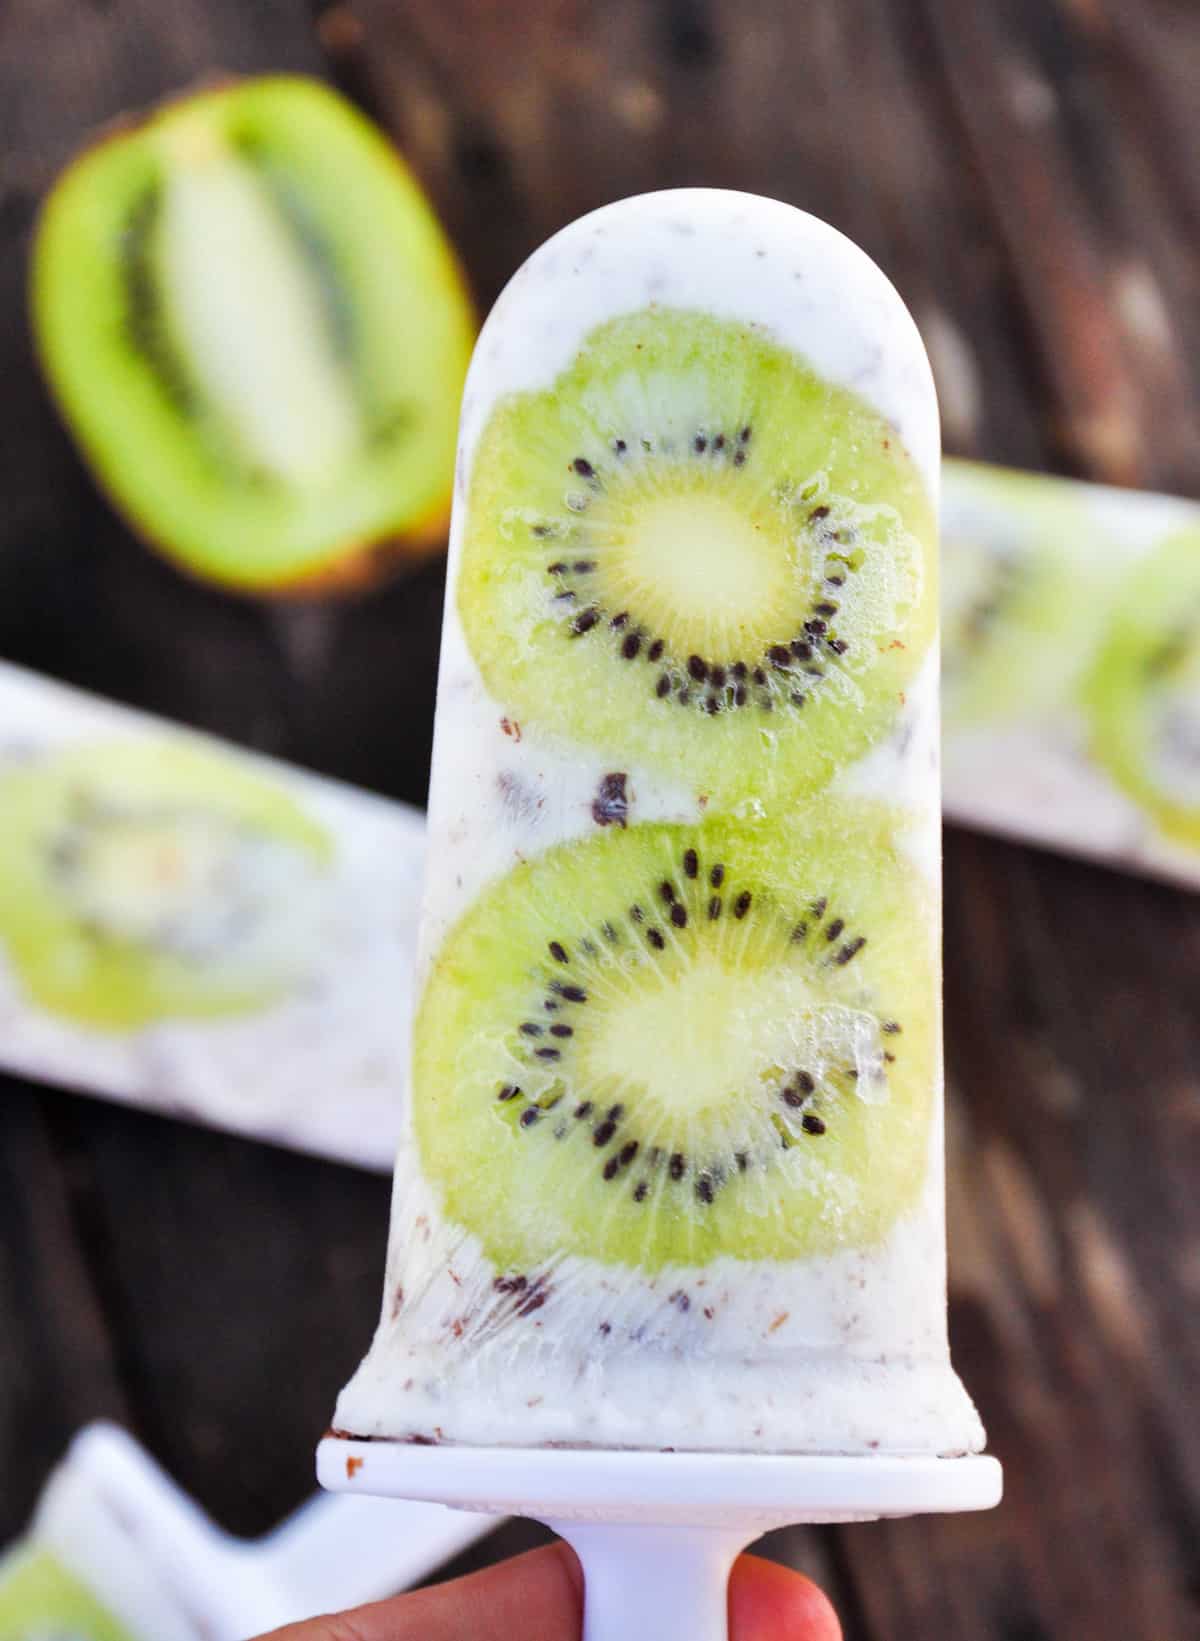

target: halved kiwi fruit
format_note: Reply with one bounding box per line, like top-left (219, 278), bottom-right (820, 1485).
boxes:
top-left (415, 807), bottom-right (935, 1273)
top-left (0, 739), bottom-right (332, 1029)
top-left (1085, 529), bottom-right (1200, 851)
top-left (458, 309), bottom-right (936, 807)
top-left (941, 462), bottom-right (1103, 728)
top-left (0, 1548), bottom-right (135, 1641)
top-left (31, 77), bottom-right (475, 593)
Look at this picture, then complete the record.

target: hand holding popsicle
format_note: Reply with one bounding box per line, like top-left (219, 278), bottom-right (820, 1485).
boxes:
top-left (254, 1545), bottom-right (842, 1641)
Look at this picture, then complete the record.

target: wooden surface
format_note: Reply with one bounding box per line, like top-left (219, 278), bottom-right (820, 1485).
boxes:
top-left (2, 2), bottom-right (1199, 1636)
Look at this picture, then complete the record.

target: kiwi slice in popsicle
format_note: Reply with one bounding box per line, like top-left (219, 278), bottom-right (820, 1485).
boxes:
top-left (415, 806), bottom-right (935, 1273)
top-left (31, 77), bottom-right (475, 594)
top-left (458, 308), bottom-right (936, 808)
top-left (1085, 529), bottom-right (1200, 851)
top-left (0, 740), bottom-right (332, 1029)
top-left (941, 462), bottom-right (1104, 729)
top-left (0, 1547), bottom-right (136, 1641)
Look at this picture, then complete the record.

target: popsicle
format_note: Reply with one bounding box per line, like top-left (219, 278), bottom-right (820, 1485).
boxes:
top-left (330, 188), bottom-right (985, 1463)
top-left (0, 661), bottom-right (424, 1170)
top-left (941, 460), bottom-right (1200, 886)
top-left (0, 1423), bottom-right (492, 1639)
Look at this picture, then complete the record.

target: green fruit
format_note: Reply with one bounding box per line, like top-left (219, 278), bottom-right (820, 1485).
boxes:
top-left (31, 77), bottom-right (475, 594)
top-left (941, 460), bottom-right (1105, 728)
top-left (1085, 528), bottom-right (1200, 851)
top-left (0, 739), bottom-right (332, 1029)
top-left (0, 1548), bottom-right (135, 1641)
top-left (414, 808), bottom-right (935, 1273)
top-left (458, 309), bottom-right (935, 809)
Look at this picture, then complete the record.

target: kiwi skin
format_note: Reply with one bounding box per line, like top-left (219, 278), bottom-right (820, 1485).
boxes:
top-left (414, 804), bottom-right (936, 1274)
top-left (30, 76), bottom-right (476, 597)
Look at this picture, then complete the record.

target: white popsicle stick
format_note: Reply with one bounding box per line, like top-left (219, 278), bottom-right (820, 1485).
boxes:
top-left (317, 1438), bottom-right (1002, 1641)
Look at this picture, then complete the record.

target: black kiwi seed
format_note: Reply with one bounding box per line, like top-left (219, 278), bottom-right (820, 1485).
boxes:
top-left (670, 903), bottom-right (688, 928)
top-left (633, 1181), bottom-right (649, 1202)
top-left (549, 941), bottom-right (569, 963)
top-left (752, 667), bottom-right (767, 687)
top-left (608, 1104), bottom-right (625, 1122)
top-left (648, 638), bottom-right (665, 662)
top-left (797, 1071), bottom-right (816, 1095)
top-left (696, 1173), bottom-right (716, 1203)
top-left (809, 504), bottom-right (831, 522)
top-left (547, 559), bottom-right (566, 572)
top-left (535, 1046), bottom-right (561, 1060)
top-left (647, 927), bottom-right (666, 949)
top-left (572, 608), bottom-right (599, 634)
top-left (734, 684), bottom-right (748, 706)
top-left (791, 639), bottom-right (813, 659)
top-left (802, 1114), bottom-right (827, 1136)
top-left (733, 448), bottom-right (746, 467)
top-left (740, 425), bottom-right (752, 443)
top-left (656, 675), bottom-right (671, 697)
top-left (550, 1023), bottom-right (573, 1037)
top-left (573, 457), bottom-right (595, 479)
top-left (694, 434), bottom-right (707, 452)
top-left (883, 1021), bottom-right (902, 1035)
top-left (620, 1140), bottom-right (639, 1165)
top-left (613, 438), bottom-right (627, 454)
top-left (734, 890), bottom-right (752, 919)
top-left (630, 903), bottom-right (645, 923)
top-left (782, 1086), bottom-right (804, 1108)
top-left (836, 936), bottom-right (866, 965)
top-left (603, 1156), bottom-right (620, 1180)
top-left (709, 665), bottom-right (727, 688)
top-left (575, 1101), bottom-right (593, 1118)
top-left (828, 638), bottom-right (849, 655)
top-left (804, 618), bottom-right (827, 636)
top-left (683, 848), bottom-right (699, 878)
top-left (669, 1152), bottom-right (686, 1180)
top-left (677, 687), bottom-right (691, 705)
top-left (708, 896), bottom-right (722, 919)
top-left (704, 695), bottom-right (720, 714)
top-left (498, 1084), bottom-right (521, 1101)
top-left (710, 864), bottom-right (725, 887)
top-left (810, 897), bottom-right (827, 918)
top-left (825, 918), bottom-right (845, 942)
top-left (688, 655), bottom-right (707, 682)
top-left (574, 559), bottom-right (596, 573)
top-left (520, 1108), bottom-right (540, 1127)
top-left (659, 880), bottom-right (676, 904)
top-left (552, 982), bottom-right (588, 1003)
top-left (593, 1119), bottom-right (617, 1147)
top-left (622, 633), bottom-right (642, 660)
top-left (731, 661), bottom-right (747, 679)
top-left (714, 433), bottom-right (726, 451)
top-left (611, 610), bottom-right (629, 628)
top-left (791, 692), bottom-right (805, 707)
top-left (520, 1022), bottom-right (542, 1037)
top-left (768, 645), bottom-right (791, 668)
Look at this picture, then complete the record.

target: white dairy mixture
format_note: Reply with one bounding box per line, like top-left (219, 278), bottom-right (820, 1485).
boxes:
top-left (335, 191), bottom-right (985, 1455)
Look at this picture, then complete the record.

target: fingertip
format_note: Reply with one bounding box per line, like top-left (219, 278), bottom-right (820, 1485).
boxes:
top-left (729, 1553), bottom-right (843, 1640)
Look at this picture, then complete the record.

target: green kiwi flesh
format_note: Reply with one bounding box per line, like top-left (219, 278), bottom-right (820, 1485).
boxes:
top-left (0, 1548), bottom-right (136, 1641)
top-left (1085, 529), bottom-right (1200, 850)
top-left (415, 806), bottom-right (935, 1273)
top-left (458, 309), bottom-right (936, 808)
top-left (31, 77), bottom-right (475, 592)
top-left (0, 740), bottom-right (332, 1029)
top-left (941, 462), bottom-right (1101, 728)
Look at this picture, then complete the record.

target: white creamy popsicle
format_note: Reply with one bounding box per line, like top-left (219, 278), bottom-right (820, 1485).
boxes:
top-left (334, 189), bottom-right (985, 1456)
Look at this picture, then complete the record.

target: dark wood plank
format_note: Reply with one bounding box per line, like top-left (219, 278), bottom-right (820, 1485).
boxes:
top-left (0, 1087), bottom-right (131, 1541)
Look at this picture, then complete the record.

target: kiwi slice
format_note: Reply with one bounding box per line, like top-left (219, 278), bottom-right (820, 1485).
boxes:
top-left (0, 740), bottom-right (332, 1029)
top-left (31, 77), bottom-right (475, 593)
top-left (458, 309), bottom-right (935, 807)
top-left (941, 463), bottom-right (1101, 728)
top-left (0, 1548), bottom-right (135, 1641)
top-left (1085, 529), bottom-right (1200, 850)
top-left (415, 807), bottom-right (935, 1273)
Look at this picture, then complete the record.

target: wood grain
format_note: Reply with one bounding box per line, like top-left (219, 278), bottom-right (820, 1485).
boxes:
top-left (1, 0), bottom-right (1199, 1635)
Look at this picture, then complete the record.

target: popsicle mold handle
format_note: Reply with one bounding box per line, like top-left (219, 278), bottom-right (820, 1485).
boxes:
top-left (252, 1491), bottom-right (496, 1622)
top-left (544, 1522), bottom-right (756, 1641)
